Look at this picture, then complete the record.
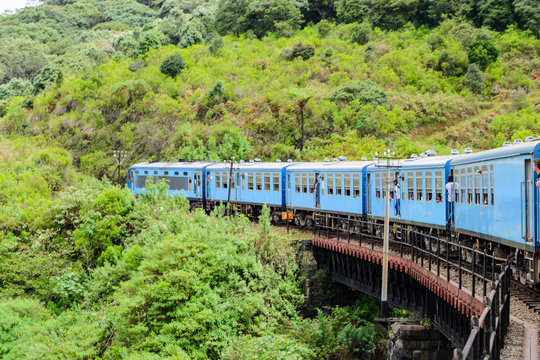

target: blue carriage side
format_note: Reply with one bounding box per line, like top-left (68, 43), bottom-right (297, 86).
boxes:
top-left (126, 162), bottom-right (210, 202)
top-left (366, 156), bottom-right (456, 227)
top-left (450, 142), bottom-right (540, 254)
top-left (206, 161), bottom-right (296, 208)
top-left (286, 161), bottom-right (372, 216)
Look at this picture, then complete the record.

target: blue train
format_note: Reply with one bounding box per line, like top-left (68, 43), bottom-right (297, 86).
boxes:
top-left (127, 140), bottom-right (540, 286)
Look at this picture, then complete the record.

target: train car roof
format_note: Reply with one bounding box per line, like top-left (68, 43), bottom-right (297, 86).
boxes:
top-left (130, 161), bottom-right (212, 169)
top-left (450, 140), bottom-right (540, 165)
top-left (367, 155), bottom-right (457, 171)
top-left (287, 161), bottom-right (373, 171)
top-left (206, 162), bottom-right (298, 171)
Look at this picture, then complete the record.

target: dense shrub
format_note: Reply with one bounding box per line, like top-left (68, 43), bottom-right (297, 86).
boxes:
top-left (160, 53), bottom-right (185, 78)
top-left (330, 81), bottom-right (388, 107)
top-left (464, 63), bottom-right (485, 94)
top-left (468, 36), bottom-right (499, 70)
top-left (350, 22), bottom-right (371, 45)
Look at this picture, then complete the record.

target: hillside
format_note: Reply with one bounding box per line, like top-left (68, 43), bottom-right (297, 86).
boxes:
top-left (0, 1), bottom-right (539, 180)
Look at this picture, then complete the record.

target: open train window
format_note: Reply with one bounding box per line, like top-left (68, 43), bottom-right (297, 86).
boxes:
top-left (183, 172), bottom-right (188, 176)
top-left (336, 173), bottom-right (342, 195)
top-left (248, 173), bottom-right (254, 190)
top-left (144, 171), bottom-right (148, 174)
top-left (344, 173), bottom-right (351, 196)
top-left (416, 171), bottom-right (423, 201)
top-left (154, 171), bottom-right (158, 175)
top-left (196, 172), bottom-right (201, 188)
top-left (295, 173), bottom-right (300, 193)
top-left (407, 172), bottom-right (414, 200)
top-left (135, 170), bottom-right (139, 174)
top-left (426, 171), bottom-right (433, 202)
top-left (256, 173), bottom-right (262, 190)
top-left (174, 171), bottom-right (179, 176)
top-left (264, 173), bottom-right (270, 191)
top-left (328, 173), bottom-right (334, 195)
top-left (309, 173), bottom-right (315, 194)
top-left (454, 169), bottom-right (460, 203)
top-left (482, 165), bottom-right (488, 206)
top-left (467, 167), bottom-right (473, 204)
top-left (490, 165), bottom-right (494, 206)
top-left (216, 172), bottom-right (221, 188)
top-left (302, 173), bottom-right (307, 193)
top-left (375, 173), bottom-right (380, 199)
top-left (474, 166), bottom-right (481, 205)
top-left (273, 173), bottom-right (280, 192)
top-left (353, 173), bottom-right (360, 197)
top-left (223, 172), bottom-right (229, 189)
top-left (188, 177), bottom-right (192, 191)
top-left (435, 171), bottom-right (442, 203)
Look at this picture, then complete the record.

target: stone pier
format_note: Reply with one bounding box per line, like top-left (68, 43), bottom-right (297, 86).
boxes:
top-left (388, 322), bottom-right (453, 360)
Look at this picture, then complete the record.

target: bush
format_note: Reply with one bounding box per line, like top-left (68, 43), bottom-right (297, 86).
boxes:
top-left (160, 53), bottom-right (185, 79)
top-left (350, 22), bottom-right (371, 45)
top-left (281, 42), bottom-right (316, 61)
top-left (464, 63), bottom-right (485, 94)
top-left (330, 81), bottom-right (388, 107)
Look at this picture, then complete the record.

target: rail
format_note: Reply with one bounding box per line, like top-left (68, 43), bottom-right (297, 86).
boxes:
top-left (311, 212), bottom-right (511, 360)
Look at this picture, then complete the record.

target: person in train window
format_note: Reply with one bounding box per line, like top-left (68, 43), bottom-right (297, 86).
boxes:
top-left (446, 175), bottom-right (459, 227)
top-left (394, 179), bottom-right (401, 218)
top-left (534, 159), bottom-right (540, 186)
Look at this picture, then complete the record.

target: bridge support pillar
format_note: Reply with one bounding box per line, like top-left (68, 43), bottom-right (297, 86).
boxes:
top-left (388, 322), bottom-right (453, 360)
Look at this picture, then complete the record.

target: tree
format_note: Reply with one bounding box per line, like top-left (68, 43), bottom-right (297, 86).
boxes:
top-left (215, 0), bottom-right (250, 35)
top-left (159, 53), bottom-right (185, 78)
top-left (336, 0), bottom-right (369, 23)
top-left (287, 87), bottom-right (316, 151)
top-left (467, 36), bottom-right (499, 70)
top-left (244, 0), bottom-right (304, 38)
top-left (514, 0), bottom-right (540, 38)
top-left (477, 0), bottom-right (515, 31)
top-left (464, 63), bottom-right (485, 94)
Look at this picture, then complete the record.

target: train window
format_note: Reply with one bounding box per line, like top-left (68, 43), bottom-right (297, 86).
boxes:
top-left (416, 171), bottom-right (423, 201)
top-left (375, 173), bottom-right (380, 199)
top-left (135, 170), bottom-right (139, 175)
top-left (174, 171), bottom-right (179, 176)
top-left (482, 165), bottom-right (488, 206)
top-left (241, 173), bottom-right (245, 190)
top-left (474, 166), bottom-right (481, 205)
top-left (154, 171), bottom-right (158, 175)
top-left (264, 173), bottom-right (270, 191)
top-left (248, 173), bottom-right (254, 190)
top-left (295, 173), bottom-right (300, 193)
top-left (407, 172), bottom-right (414, 200)
top-left (490, 165), bottom-right (494, 206)
top-left (353, 173), bottom-right (360, 197)
top-left (216, 172), bottom-right (221, 188)
top-left (287, 174), bottom-right (291, 190)
top-left (426, 171), bottom-right (433, 202)
top-left (163, 170), bottom-right (167, 176)
top-left (381, 173), bottom-right (387, 198)
top-left (344, 173), bottom-right (350, 196)
top-left (144, 170), bottom-right (148, 174)
top-left (435, 171), bottom-right (442, 203)
top-left (336, 173), bottom-right (342, 195)
top-left (197, 172), bottom-right (201, 188)
top-left (182, 172), bottom-right (186, 176)
top-left (189, 177), bottom-right (192, 191)
top-left (301, 173), bottom-right (307, 193)
top-left (308, 173), bottom-right (314, 193)
top-left (230, 173), bottom-right (235, 189)
top-left (321, 174), bottom-right (325, 195)
top-left (328, 173), bottom-right (334, 195)
top-left (256, 173), bottom-right (262, 190)
top-left (273, 173), bottom-right (279, 192)
top-left (223, 172), bottom-right (229, 189)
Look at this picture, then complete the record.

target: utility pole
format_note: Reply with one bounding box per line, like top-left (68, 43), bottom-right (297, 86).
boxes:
top-left (375, 149), bottom-right (402, 318)
top-left (112, 150), bottom-right (128, 185)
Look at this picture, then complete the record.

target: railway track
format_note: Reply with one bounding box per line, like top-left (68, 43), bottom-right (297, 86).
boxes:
top-left (511, 281), bottom-right (540, 315)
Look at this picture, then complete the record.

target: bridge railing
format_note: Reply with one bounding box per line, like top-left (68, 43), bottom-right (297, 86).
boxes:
top-left (312, 212), bottom-right (511, 360)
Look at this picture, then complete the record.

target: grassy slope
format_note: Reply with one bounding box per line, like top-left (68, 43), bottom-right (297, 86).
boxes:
top-left (1, 20), bottom-right (539, 179)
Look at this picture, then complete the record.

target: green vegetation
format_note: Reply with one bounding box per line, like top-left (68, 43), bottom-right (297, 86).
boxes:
top-left (0, 137), bottom-right (386, 359)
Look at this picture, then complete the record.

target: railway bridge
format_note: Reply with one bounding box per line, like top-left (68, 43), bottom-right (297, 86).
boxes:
top-left (309, 212), bottom-right (511, 360)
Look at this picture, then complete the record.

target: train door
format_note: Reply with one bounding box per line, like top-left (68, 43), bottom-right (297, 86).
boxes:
top-left (315, 173), bottom-right (320, 208)
top-left (287, 173), bottom-right (292, 206)
top-left (195, 172), bottom-right (201, 197)
top-left (522, 159), bottom-right (534, 243)
top-left (366, 173), bottom-right (371, 214)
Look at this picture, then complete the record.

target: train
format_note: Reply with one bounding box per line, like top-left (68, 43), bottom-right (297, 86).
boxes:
top-left (127, 138), bottom-right (540, 287)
